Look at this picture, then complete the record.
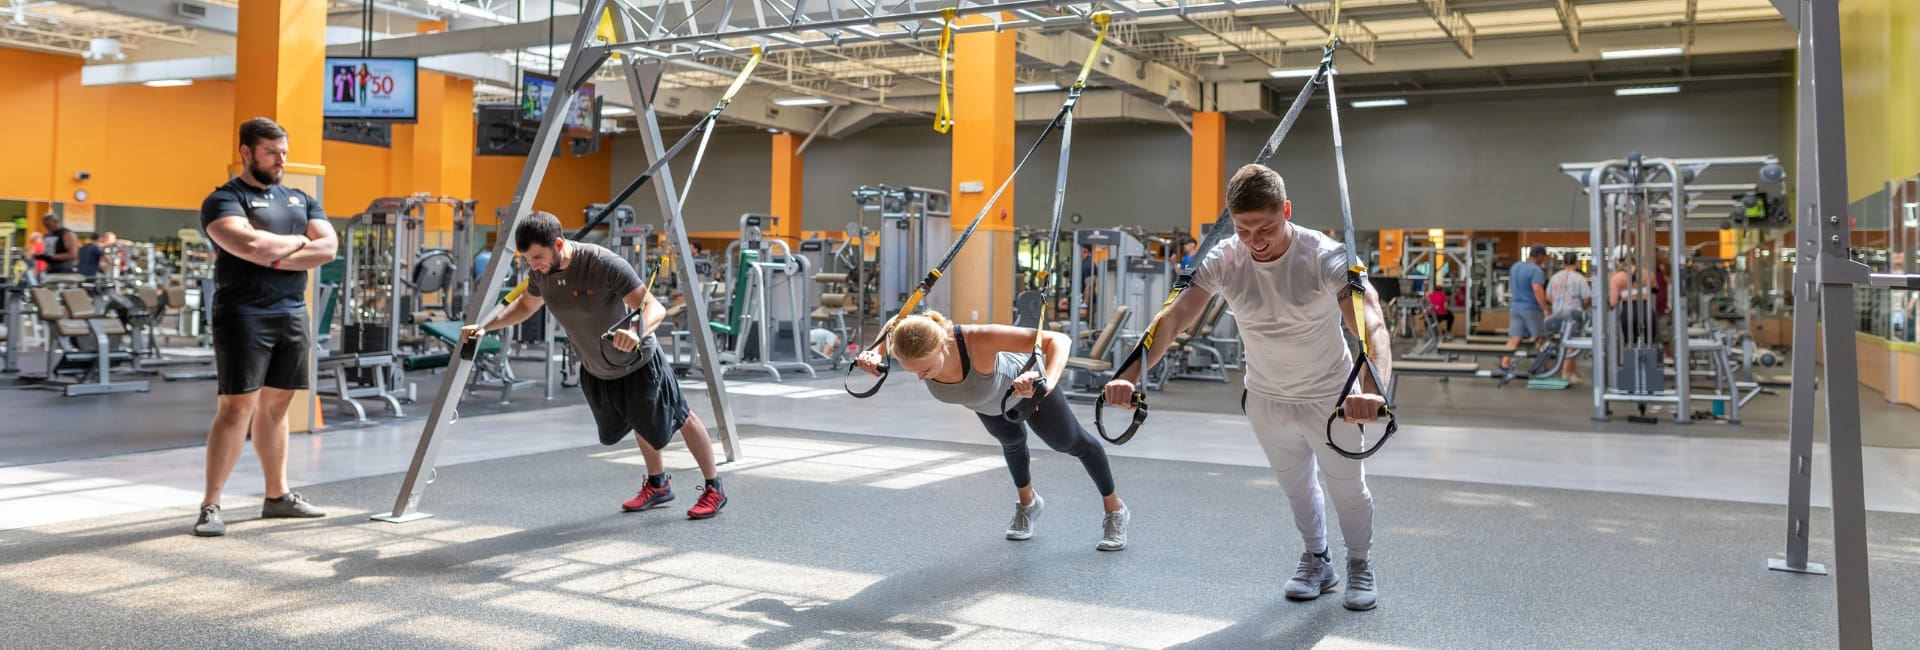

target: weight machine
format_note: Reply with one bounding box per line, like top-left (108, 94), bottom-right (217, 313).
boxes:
top-left (852, 185), bottom-right (952, 317)
top-left (1560, 153), bottom-right (1780, 424)
top-left (675, 214), bottom-right (816, 381)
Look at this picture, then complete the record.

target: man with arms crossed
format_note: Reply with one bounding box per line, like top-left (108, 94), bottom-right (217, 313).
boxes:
top-left (194, 117), bottom-right (339, 537)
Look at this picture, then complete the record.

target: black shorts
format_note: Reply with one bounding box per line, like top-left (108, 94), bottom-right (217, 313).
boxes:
top-left (211, 309), bottom-right (310, 395)
top-left (581, 348), bottom-right (690, 449)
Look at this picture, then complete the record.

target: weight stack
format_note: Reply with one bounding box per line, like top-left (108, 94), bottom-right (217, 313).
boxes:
top-left (343, 323), bottom-right (391, 384)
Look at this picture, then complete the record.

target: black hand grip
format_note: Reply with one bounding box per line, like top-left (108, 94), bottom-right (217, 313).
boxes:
top-left (844, 358), bottom-right (889, 398)
top-left (1094, 390), bottom-right (1149, 445)
top-left (1323, 353), bottom-right (1400, 460)
top-left (1324, 404), bottom-right (1398, 460)
top-left (1000, 377), bottom-right (1048, 423)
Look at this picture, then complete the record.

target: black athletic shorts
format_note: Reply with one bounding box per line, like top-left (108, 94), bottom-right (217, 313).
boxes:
top-left (580, 347), bottom-right (690, 449)
top-left (211, 309), bottom-right (310, 395)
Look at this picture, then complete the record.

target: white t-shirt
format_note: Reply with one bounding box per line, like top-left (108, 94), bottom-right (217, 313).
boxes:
top-left (1191, 224), bottom-right (1354, 402)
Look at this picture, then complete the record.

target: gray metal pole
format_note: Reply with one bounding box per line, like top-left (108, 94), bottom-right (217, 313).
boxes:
top-left (1663, 159), bottom-right (1692, 423)
top-left (1587, 163), bottom-right (1618, 421)
top-left (1770, 0), bottom-right (1825, 570)
top-left (373, 0), bottom-right (612, 523)
top-left (626, 57), bottom-right (742, 462)
top-left (1804, 0), bottom-right (1874, 644)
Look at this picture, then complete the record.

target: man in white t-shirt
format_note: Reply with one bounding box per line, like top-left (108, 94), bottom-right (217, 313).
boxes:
top-left (1104, 164), bottom-right (1393, 612)
top-left (1543, 252), bottom-right (1593, 382)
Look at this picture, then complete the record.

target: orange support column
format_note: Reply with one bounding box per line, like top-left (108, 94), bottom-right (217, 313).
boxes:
top-left (769, 132), bottom-right (804, 241)
top-left (233, 0), bottom-right (327, 432)
top-left (1191, 111), bottom-right (1226, 236)
top-left (949, 14), bottom-right (1017, 325)
top-left (409, 70), bottom-right (476, 236)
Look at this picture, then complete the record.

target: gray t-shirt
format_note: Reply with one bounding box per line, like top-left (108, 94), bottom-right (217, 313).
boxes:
top-left (1546, 269), bottom-right (1591, 316)
top-left (527, 242), bottom-right (659, 380)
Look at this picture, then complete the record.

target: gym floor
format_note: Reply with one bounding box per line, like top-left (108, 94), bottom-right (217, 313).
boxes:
top-left (4, 366), bottom-right (1920, 648)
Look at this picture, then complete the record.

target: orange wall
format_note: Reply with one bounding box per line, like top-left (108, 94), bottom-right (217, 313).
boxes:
top-left (321, 141), bottom-right (393, 217)
top-left (470, 140), bottom-right (614, 231)
top-left (0, 48), bottom-right (62, 202)
top-left (4, 48), bottom-right (232, 211)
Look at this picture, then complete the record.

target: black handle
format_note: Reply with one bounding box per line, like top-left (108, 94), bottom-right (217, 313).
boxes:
top-left (1000, 376), bottom-right (1049, 423)
top-left (1322, 354), bottom-right (1400, 460)
top-left (1094, 390), bottom-right (1149, 445)
top-left (843, 357), bottom-right (890, 398)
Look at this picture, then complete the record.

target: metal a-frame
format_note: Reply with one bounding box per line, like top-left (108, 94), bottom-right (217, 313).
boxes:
top-left (1765, 1), bottom-right (1920, 648)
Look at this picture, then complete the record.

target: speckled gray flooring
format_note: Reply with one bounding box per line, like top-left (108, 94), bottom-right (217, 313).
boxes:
top-left (2, 425), bottom-right (1914, 649)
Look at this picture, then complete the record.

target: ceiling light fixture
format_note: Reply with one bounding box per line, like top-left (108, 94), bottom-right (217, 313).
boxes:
top-left (142, 79), bottom-right (194, 88)
top-left (1600, 47), bottom-right (1685, 60)
top-left (1014, 82), bottom-right (1062, 94)
top-left (1615, 85), bottom-right (1681, 96)
top-left (772, 96), bottom-right (833, 107)
top-left (1351, 98), bottom-right (1407, 108)
top-left (1268, 67), bottom-right (1336, 79)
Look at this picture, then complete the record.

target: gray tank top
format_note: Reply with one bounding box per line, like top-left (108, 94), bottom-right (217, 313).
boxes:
top-left (924, 325), bottom-right (1038, 416)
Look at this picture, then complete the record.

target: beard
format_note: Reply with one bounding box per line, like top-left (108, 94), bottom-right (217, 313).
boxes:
top-left (246, 162), bottom-right (282, 186)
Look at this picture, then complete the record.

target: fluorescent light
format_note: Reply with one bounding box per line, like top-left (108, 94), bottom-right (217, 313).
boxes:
top-left (1014, 82), bottom-right (1062, 94)
top-left (1601, 47), bottom-right (1684, 60)
top-left (773, 96), bottom-right (832, 107)
top-left (142, 79), bottom-right (193, 87)
top-left (1267, 67), bottom-right (1336, 79)
top-left (1351, 98), bottom-right (1407, 108)
top-left (602, 105), bottom-right (634, 116)
top-left (1615, 85), bottom-right (1681, 96)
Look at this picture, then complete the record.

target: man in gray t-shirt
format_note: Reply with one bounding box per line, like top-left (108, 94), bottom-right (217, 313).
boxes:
top-left (465, 211), bottom-right (729, 519)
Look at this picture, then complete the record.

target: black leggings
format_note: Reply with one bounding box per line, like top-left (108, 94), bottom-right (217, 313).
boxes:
top-left (1434, 313), bottom-right (1455, 334)
top-left (975, 386), bottom-right (1116, 496)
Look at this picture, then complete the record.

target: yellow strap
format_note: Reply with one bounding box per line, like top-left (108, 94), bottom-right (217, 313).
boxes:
top-left (934, 8), bottom-right (957, 133)
top-left (1326, 0), bottom-right (1344, 48)
top-left (1348, 264), bottom-right (1369, 357)
top-left (644, 254), bottom-right (673, 293)
top-left (1073, 12), bottom-right (1112, 90)
top-left (504, 278), bottom-right (529, 304)
top-left (721, 45), bottom-right (764, 106)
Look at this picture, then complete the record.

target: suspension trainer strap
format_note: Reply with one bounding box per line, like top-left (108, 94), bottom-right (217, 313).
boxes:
top-left (844, 31), bottom-right (1098, 398)
top-left (1094, 38), bottom-right (1341, 445)
top-left (1003, 11), bottom-right (1111, 422)
top-left (499, 48), bottom-right (763, 308)
top-left (1322, 69), bottom-right (1398, 460)
top-left (601, 254), bottom-right (675, 340)
top-left (934, 8), bottom-right (957, 134)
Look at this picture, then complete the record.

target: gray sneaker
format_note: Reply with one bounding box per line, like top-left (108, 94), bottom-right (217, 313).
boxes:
top-left (261, 491), bottom-right (327, 519)
top-left (1006, 494), bottom-right (1044, 540)
top-left (1344, 557), bottom-right (1377, 611)
top-left (192, 504), bottom-right (226, 537)
top-left (1096, 506), bottom-right (1130, 551)
top-left (1282, 551), bottom-right (1340, 600)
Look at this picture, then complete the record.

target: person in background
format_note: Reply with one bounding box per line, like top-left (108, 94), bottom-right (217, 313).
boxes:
top-left (36, 213), bottom-right (79, 275)
top-left (1543, 252), bottom-right (1593, 383)
top-left (1501, 245), bottom-right (1550, 374)
top-left (1427, 282), bottom-right (1454, 340)
top-left (27, 231), bottom-right (46, 275)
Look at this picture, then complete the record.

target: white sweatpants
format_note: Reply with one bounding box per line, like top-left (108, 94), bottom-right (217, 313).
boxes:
top-left (1245, 393), bottom-right (1375, 560)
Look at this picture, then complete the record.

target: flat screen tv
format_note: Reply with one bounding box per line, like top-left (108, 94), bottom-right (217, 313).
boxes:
top-left (323, 57), bottom-right (419, 121)
top-left (520, 72), bottom-right (597, 134)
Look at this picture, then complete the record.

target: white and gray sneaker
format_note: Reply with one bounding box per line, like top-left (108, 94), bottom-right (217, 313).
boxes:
top-left (1006, 495), bottom-right (1044, 540)
top-left (261, 492), bottom-right (327, 519)
top-left (1344, 558), bottom-right (1377, 611)
top-left (192, 505), bottom-right (226, 537)
top-left (1096, 506), bottom-right (1130, 551)
top-left (1282, 551), bottom-right (1340, 600)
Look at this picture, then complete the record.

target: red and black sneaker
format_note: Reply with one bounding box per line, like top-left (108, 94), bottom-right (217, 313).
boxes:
top-left (686, 485), bottom-right (727, 519)
top-left (622, 477), bottom-right (675, 512)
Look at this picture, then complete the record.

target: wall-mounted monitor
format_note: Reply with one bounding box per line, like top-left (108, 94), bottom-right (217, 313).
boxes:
top-left (323, 57), bottom-right (419, 121)
top-left (520, 72), bottom-right (597, 134)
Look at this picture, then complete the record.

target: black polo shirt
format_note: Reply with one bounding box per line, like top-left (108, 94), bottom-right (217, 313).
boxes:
top-left (199, 178), bottom-right (327, 315)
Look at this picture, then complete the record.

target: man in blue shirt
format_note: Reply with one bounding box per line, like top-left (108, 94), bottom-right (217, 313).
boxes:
top-left (1502, 245), bottom-right (1550, 373)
